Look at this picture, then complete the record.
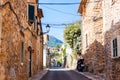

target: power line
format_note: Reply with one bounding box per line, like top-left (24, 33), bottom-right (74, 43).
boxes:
top-left (28, 1), bottom-right (101, 5)
top-left (37, 1), bottom-right (100, 5)
top-left (42, 23), bottom-right (73, 26)
top-left (38, 2), bottom-right (80, 5)
top-left (50, 26), bottom-right (66, 28)
top-left (41, 5), bottom-right (80, 16)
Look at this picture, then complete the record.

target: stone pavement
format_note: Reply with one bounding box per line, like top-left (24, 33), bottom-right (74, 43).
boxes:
top-left (29, 69), bottom-right (48, 80)
top-left (74, 70), bottom-right (105, 80)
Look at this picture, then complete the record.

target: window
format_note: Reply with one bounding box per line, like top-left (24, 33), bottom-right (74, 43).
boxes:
top-left (20, 42), bottom-right (24, 63)
top-left (85, 34), bottom-right (88, 48)
top-left (28, 4), bottom-right (34, 24)
top-left (112, 38), bottom-right (118, 57)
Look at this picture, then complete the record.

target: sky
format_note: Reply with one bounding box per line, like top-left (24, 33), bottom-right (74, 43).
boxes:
top-left (38, 0), bottom-right (81, 41)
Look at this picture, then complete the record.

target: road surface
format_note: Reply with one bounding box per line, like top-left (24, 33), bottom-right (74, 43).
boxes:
top-left (41, 69), bottom-right (90, 80)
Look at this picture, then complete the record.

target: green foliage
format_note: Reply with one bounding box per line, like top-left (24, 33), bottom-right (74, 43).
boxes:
top-left (55, 44), bottom-right (62, 50)
top-left (64, 21), bottom-right (81, 49)
top-left (50, 52), bottom-right (60, 58)
top-left (57, 58), bottom-right (62, 63)
top-left (62, 48), bottom-right (66, 57)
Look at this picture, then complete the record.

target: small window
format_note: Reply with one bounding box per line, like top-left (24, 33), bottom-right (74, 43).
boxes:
top-left (112, 38), bottom-right (118, 57)
top-left (20, 42), bottom-right (24, 63)
top-left (28, 4), bottom-right (34, 24)
top-left (85, 34), bottom-right (88, 48)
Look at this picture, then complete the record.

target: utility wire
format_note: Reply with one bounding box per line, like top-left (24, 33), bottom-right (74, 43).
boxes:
top-left (41, 5), bottom-right (80, 16)
top-left (37, 1), bottom-right (100, 5)
top-left (28, 1), bottom-right (101, 5)
top-left (38, 2), bottom-right (80, 5)
top-left (42, 23), bottom-right (73, 26)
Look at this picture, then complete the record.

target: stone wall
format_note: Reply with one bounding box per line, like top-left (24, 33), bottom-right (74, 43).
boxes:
top-left (79, 0), bottom-right (105, 74)
top-left (104, 22), bottom-right (120, 80)
top-left (0, 0), bottom-right (43, 80)
top-left (103, 1), bottom-right (120, 80)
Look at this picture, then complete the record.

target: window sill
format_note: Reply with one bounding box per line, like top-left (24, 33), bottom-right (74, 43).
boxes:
top-left (112, 56), bottom-right (120, 60)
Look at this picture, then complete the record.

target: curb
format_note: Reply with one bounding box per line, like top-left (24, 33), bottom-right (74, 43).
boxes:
top-left (29, 69), bottom-right (48, 80)
top-left (74, 70), bottom-right (97, 80)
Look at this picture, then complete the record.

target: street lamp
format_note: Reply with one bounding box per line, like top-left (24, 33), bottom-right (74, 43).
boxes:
top-left (41, 24), bottom-right (50, 35)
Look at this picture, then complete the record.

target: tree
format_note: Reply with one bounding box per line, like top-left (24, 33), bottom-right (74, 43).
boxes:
top-left (64, 21), bottom-right (81, 52)
top-left (55, 44), bottom-right (62, 51)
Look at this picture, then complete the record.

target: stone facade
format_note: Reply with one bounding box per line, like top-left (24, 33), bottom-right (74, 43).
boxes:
top-left (103, 0), bottom-right (120, 80)
top-left (0, 0), bottom-right (43, 80)
top-left (78, 0), bottom-right (105, 74)
top-left (79, 0), bottom-right (120, 79)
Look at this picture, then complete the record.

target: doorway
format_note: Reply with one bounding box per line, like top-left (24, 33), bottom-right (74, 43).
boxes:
top-left (28, 46), bottom-right (32, 77)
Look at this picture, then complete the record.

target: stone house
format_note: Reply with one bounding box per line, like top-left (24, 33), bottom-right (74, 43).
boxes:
top-left (43, 34), bottom-right (49, 68)
top-left (0, 0), bottom-right (44, 80)
top-left (78, 0), bottom-right (105, 74)
top-left (103, 0), bottom-right (120, 80)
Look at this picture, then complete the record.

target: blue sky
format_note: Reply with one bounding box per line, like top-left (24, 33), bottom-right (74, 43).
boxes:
top-left (39, 0), bottom-right (81, 41)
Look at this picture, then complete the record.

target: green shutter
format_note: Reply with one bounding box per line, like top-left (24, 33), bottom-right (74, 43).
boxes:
top-left (28, 4), bottom-right (34, 24)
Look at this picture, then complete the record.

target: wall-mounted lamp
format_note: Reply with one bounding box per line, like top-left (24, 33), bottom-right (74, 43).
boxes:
top-left (41, 24), bottom-right (50, 35)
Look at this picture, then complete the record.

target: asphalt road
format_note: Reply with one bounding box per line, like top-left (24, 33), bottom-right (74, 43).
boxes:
top-left (41, 69), bottom-right (90, 80)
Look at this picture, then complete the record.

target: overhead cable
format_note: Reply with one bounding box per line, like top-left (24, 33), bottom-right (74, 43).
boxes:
top-left (38, 2), bottom-right (80, 5)
top-left (42, 23), bottom-right (73, 26)
top-left (37, 1), bottom-right (100, 5)
top-left (41, 5), bottom-right (80, 16)
top-left (28, 1), bottom-right (101, 5)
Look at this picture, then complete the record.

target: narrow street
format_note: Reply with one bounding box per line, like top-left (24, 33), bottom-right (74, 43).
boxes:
top-left (41, 69), bottom-right (89, 80)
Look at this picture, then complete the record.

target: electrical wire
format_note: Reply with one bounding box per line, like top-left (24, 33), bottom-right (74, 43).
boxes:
top-left (41, 22), bottom-right (79, 29)
top-left (28, 1), bottom-right (101, 5)
top-left (37, 2), bottom-right (80, 5)
top-left (42, 23), bottom-right (73, 26)
top-left (41, 5), bottom-right (81, 16)
top-left (37, 1), bottom-right (100, 5)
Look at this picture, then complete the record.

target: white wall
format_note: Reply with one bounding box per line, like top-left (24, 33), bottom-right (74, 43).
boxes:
top-left (103, 0), bottom-right (120, 33)
top-left (43, 49), bottom-right (47, 68)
